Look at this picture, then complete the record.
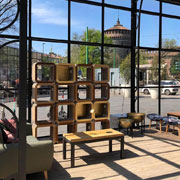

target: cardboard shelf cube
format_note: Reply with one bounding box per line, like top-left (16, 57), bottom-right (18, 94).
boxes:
top-left (76, 64), bottom-right (93, 82)
top-left (55, 102), bottom-right (75, 123)
top-left (56, 84), bottom-right (75, 103)
top-left (93, 101), bottom-right (110, 120)
top-left (75, 102), bottom-right (93, 122)
top-left (32, 62), bottom-right (56, 83)
top-left (93, 64), bottom-right (110, 83)
top-left (94, 83), bottom-right (110, 101)
top-left (32, 104), bottom-right (55, 125)
top-left (32, 83), bottom-right (56, 104)
top-left (75, 82), bottom-right (93, 102)
top-left (56, 63), bottom-right (75, 83)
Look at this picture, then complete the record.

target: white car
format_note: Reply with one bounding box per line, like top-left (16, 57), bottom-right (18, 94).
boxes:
top-left (142, 80), bottom-right (179, 95)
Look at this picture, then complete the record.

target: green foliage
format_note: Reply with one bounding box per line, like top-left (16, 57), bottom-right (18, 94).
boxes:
top-left (120, 51), bottom-right (148, 83)
top-left (170, 53), bottom-right (180, 79)
top-left (71, 29), bottom-right (112, 65)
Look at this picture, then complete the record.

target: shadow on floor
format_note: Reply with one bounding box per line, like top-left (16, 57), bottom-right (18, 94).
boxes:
top-left (27, 159), bottom-right (84, 180)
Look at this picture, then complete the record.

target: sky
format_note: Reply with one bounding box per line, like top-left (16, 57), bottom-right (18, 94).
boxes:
top-left (30, 0), bottom-right (180, 56)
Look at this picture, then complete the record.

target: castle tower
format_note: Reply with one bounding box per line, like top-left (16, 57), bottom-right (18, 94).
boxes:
top-left (104, 18), bottom-right (131, 61)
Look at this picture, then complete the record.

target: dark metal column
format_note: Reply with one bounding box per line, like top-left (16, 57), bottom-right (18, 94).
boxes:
top-left (68, 0), bottom-right (71, 63)
top-left (18, 0), bottom-right (27, 179)
top-left (101, 0), bottom-right (104, 64)
top-left (130, 0), bottom-right (137, 113)
top-left (158, 1), bottom-right (162, 115)
top-left (28, 0), bottom-right (32, 123)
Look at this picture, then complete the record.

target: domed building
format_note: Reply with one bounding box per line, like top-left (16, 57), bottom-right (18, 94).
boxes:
top-left (105, 18), bottom-right (131, 60)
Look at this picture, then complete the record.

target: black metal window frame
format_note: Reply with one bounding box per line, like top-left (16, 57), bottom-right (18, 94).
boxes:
top-left (0, 0), bottom-right (180, 178)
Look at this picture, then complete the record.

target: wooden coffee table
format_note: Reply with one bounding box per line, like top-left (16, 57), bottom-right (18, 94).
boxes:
top-left (63, 128), bottom-right (124, 167)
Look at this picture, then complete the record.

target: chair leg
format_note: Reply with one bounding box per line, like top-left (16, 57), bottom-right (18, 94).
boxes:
top-left (43, 171), bottom-right (48, 180)
top-left (165, 124), bottom-right (169, 134)
top-left (149, 120), bottom-right (152, 129)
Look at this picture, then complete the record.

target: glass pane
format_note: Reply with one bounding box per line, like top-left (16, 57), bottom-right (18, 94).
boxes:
top-left (163, 2), bottom-right (180, 16)
top-left (32, 0), bottom-right (68, 40)
top-left (138, 94), bottom-right (159, 126)
top-left (71, 2), bottom-right (101, 43)
top-left (137, 0), bottom-right (159, 12)
top-left (137, 50), bottom-right (159, 87)
top-left (140, 14), bottom-right (159, 48)
top-left (162, 17), bottom-right (180, 48)
top-left (32, 41), bottom-right (67, 63)
top-left (105, 0), bottom-right (131, 8)
top-left (105, 8), bottom-right (131, 45)
top-left (71, 44), bottom-right (101, 64)
top-left (0, 0), bottom-right (19, 35)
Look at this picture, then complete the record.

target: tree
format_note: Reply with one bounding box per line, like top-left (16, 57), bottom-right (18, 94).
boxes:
top-left (120, 51), bottom-right (148, 84)
top-left (0, 0), bottom-right (18, 33)
top-left (71, 29), bottom-right (112, 65)
top-left (170, 53), bottom-right (180, 79)
top-left (150, 38), bottom-right (178, 82)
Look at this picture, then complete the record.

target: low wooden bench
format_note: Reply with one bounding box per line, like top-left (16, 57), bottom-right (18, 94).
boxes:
top-left (63, 128), bottom-right (124, 167)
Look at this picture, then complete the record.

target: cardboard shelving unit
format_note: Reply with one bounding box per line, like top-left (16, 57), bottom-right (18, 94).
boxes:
top-left (32, 62), bottom-right (56, 83)
top-left (75, 82), bottom-right (93, 102)
top-left (32, 83), bottom-right (56, 105)
top-left (93, 101), bottom-right (110, 120)
top-left (75, 102), bottom-right (93, 123)
top-left (32, 62), bottom-right (110, 141)
top-left (94, 83), bottom-right (110, 101)
top-left (76, 64), bottom-right (93, 82)
top-left (93, 64), bottom-right (110, 83)
top-left (56, 63), bottom-right (75, 83)
top-left (56, 84), bottom-right (75, 102)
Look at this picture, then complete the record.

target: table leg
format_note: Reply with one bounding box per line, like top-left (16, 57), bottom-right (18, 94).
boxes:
top-left (109, 139), bottom-right (112, 152)
top-left (71, 144), bottom-right (75, 167)
top-left (165, 124), bottom-right (169, 134)
top-left (63, 139), bottom-right (66, 159)
top-left (120, 136), bottom-right (124, 159)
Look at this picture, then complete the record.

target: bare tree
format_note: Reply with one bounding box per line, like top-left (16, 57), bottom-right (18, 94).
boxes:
top-left (0, 0), bottom-right (18, 32)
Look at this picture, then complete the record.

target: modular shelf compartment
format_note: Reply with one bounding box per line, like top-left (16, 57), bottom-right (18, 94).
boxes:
top-left (75, 82), bottom-right (93, 102)
top-left (32, 104), bottom-right (55, 125)
top-left (32, 83), bottom-right (56, 104)
top-left (93, 101), bottom-right (110, 120)
top-left (56, 84), bottom-right (75, 103)
top-left (76, 64), bottom-right (93, 82)
top-left (56, 63), bottom-right (75, 83)
top-left (94, 83), bottom-right (110, 101)
top-left (56, 102), bottom-right (75, 123)
top-left (75, 102), bottom-right (93, 122)
top-left (32, 62), bottom-right (56, 83)
top-left (93, 64), bottom-right (110, 83)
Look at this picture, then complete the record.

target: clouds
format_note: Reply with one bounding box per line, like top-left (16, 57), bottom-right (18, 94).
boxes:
top-left (32, 1), bottom-right (81, 27)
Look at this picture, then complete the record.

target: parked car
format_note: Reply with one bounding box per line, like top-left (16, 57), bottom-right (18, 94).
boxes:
top-left (142, 80), bottom-right (179, 95)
